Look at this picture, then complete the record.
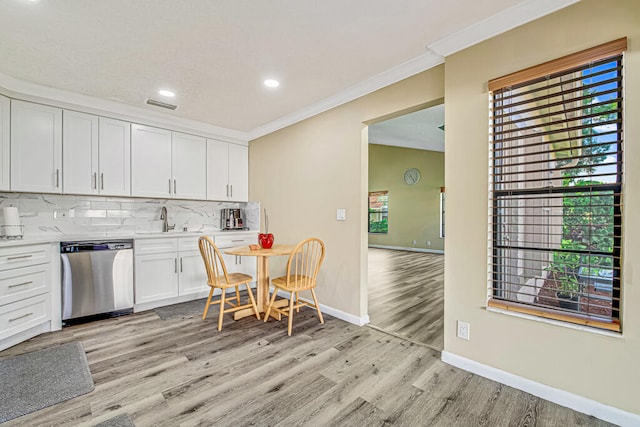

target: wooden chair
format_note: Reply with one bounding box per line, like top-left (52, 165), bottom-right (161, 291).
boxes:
top-left (198, 236), bottom-right (260, 331)
top-left (264, 238), bottom-right (325, 335)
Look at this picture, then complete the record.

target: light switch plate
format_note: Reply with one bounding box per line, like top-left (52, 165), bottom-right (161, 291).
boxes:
top-left (336, 209), bottom-right (346, 221)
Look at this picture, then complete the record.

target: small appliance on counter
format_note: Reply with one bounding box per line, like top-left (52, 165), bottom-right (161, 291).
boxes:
top-left (220, 208), bottom-right (246, 230)
top-left (1, 206), bottom-right (23, 239)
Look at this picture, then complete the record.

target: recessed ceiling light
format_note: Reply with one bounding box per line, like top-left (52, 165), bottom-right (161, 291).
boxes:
top-left (158, 89), bottom-right (175, 97)
top-left (264, 79), bottom-right (280, 88)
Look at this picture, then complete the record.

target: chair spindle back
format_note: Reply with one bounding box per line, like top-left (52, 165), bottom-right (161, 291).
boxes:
top-left (285, 238), bottom-right (325, 291)
top-left (198, 236), bottom-right (229, 286)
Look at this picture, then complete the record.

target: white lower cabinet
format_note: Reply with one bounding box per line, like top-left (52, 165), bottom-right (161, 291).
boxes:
top-left (134, 252), bottom-right (180, 304)
top-left (0, 243), bottom-right (55, 351)
top-left (215, 233), bottom-right (258, 278)
top-left (134, 236), bottom-right (208, 307)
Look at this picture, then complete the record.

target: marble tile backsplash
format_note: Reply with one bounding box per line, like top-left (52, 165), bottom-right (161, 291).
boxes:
top-left (0, 193), bottom-right (260, 237)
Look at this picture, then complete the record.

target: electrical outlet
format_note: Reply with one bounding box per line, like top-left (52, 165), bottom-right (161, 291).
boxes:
top-left (412, 240), bottom-right (416, 246)
top-left (54, 209), bottom-right (71, 219)
top-left (457, 320), bottom-right (470, 340)
top-left (427, 240), bottom-right (431, 246)
top-left (336, 209), bottom-right (346, 221)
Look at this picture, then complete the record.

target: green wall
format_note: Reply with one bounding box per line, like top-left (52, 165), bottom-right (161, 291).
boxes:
top-left (368, 143), bottom-right (444, 251)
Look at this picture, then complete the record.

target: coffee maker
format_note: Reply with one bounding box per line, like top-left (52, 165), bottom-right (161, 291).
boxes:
top-left (220, 208), bottom-right (245, 230)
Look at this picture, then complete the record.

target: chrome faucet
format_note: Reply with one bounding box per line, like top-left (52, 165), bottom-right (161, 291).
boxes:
top-left (160, 206), bottom-right (175, 232)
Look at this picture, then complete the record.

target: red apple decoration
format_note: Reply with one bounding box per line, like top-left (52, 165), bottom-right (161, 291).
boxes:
top-left (259, 208), bottom-right (274, 248)
top-left (259, 233), bottom-right (274, 249)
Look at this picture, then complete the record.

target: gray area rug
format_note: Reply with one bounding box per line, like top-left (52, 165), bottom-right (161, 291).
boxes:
top-left (154, 298), bottom-right (207, 320)
top-left (0, 341), bottom-right (94, 423)
top-left (94, 413), bottom-right (136, 427)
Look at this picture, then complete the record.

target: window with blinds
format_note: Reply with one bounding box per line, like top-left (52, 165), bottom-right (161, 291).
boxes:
top-left (487, 38), bottom-right (626, 332)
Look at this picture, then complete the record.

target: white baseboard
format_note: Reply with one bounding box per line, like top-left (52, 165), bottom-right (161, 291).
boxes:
top-left (275, 289), bottom-right (369, 326)
top-left (441, 351), bottom-right (640, 427)
top-left (368, 244), bottom-right (444, 254)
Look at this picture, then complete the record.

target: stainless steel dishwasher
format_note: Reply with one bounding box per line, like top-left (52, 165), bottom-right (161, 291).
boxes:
top-left (60, 240), bottom-right (134, 322)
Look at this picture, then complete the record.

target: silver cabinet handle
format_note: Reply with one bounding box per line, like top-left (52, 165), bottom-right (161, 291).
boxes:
top-left (180, 257), bottom-right (183, 272)
top-left (9, 312), bottom-right (33, 322)
top-left (56, 169), bottom-right (60, 188)
top-left (101, 173), bottom-right (104, 190)
top-left (7, 254), bottom-right (33, 261)
top-left (169, 179), bottom-right (172, 195)
top-left (174, 258), bottom-right (178, 273)
top-left (9, 281), bottom-right (33, 288)
top-left (226, 184), bottom-right (229, 197)
top-left (230, 185), bottom-right (233, 198)
top-left (93, 172), bottom-right (97, 190)
top-left (174, 179), bottom-right (177, 195)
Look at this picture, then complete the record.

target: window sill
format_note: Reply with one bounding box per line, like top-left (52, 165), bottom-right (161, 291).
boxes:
top-left (486, 299), bottom-right (622, 337)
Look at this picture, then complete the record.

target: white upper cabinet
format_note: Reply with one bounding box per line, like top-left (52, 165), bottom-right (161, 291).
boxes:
top-left (63, 113), bottom-right (131, 196)
top-left (228, 143), bottom-right (248, 202)
top-left (206, 139), bottom-right (248, 202)
top-left (171, 132), bottom-right (206, 200)
top-left (131, 126), bottom-right (206, 200)
top-left (131, 124), bottom-right (172, 198)
top-left (0, 95), bottom-right (10, 191)
top-left (206, 139), bottom-right (229, 201)
top-left (98, 117), bottom-right (131, 196)
top-left (10, 100), bottom-right (62, 194)
top-left (62, 110), bottom-right (99, 195)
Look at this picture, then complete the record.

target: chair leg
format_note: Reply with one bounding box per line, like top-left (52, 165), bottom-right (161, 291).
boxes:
top-left (288, 292), bottom-right (295, 336)
top-left (202, 286), bottom-right (214, 320)
top-left (264, 287), bottom-right (279, 322)
top-left (235, 286), bottom-right (241, 306)
top-left (218, 290), bottom-right (226, 331)
top-left (296, 292), bottom-right (300, 313)
top-left (246, 284), bottom-right (260, 319)
top-left (310, 288), bottom-right (324, 324)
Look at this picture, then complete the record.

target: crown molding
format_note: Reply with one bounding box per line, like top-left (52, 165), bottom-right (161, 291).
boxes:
top-left (247, 50), bottom-right (445, 140)
top-left (427, 0), bottom-right (580, 57)
top-left (248, 0), bottom-right (579, 140)
top-left (0, 72), bottom-right (249, 144)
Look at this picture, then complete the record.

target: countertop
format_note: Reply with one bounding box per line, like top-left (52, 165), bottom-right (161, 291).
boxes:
top-left (0, 229), bottom-right (259, 248)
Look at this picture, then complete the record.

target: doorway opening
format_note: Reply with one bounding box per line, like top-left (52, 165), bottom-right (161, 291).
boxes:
top-left (366, 102), bottom-right (445, 350)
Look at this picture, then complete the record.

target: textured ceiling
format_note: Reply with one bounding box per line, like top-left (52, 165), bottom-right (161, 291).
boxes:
top-left (369, 104), bottom-right (445, 152)
top-left (0, 0), bottom-right (568, 134)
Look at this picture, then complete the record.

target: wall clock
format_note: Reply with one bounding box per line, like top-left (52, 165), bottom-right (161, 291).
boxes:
top-left (404, 168), bottom-right (421, 185)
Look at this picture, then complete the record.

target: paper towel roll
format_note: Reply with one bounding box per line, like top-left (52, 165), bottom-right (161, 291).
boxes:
top-left (2, 207), bottom-right (20, 226)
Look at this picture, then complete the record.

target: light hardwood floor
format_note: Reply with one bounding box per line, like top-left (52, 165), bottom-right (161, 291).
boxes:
top-left (368, 248), bottom-right (444, 350)
top-left (1, 302), bottom-right (612, 426)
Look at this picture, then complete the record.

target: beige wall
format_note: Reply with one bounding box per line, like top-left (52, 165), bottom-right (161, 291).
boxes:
top-left (368, 144), bottom-right (444, 251)
top-left (444, 0), bottom-right (640, 415)
top-left (249, 65), bottom-right (444, 318)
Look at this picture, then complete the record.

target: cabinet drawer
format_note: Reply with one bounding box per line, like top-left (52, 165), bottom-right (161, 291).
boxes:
top-left (0, 294), bottom-right (50, 341)
top-left (134, 238), bottom-right (178, 255)
top-left (0, 264), bottom-right (50, 307)
top-left (0, 244), bottom-right (51, 271)
top-left (215, 233), bottom-right (257, 249)
top-left (178, 235), bottom-right (201, 252)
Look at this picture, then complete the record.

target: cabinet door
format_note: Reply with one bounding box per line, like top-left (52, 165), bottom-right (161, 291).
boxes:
top-left (179, 251), bottom-right (209, 295)
top-left (172, 132), bottom-right (206, 200)
top-left (99, 118), bottom-right (131, 196)
top-left (131, 124), bottom-right (172, 198)
top-left (206, 139), bottom-right (229, 201)
top-left (134, 253), bottom-right (179, 304)
top-left (0, 95), bottom-right (10, 191)
top-left (63, 110), bottom-right (99, 195)
top-left (228, 144), bottom-right (248, 202)
top-left (10, 100), bottom-right (62, 193)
